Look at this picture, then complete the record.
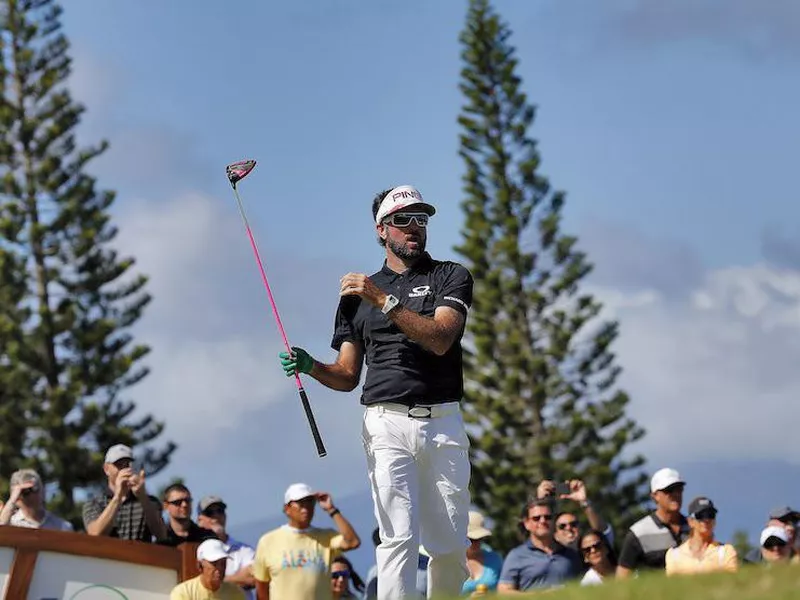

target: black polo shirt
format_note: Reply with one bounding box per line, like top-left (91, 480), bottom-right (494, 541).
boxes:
top-left (331, 253), bottom-right (473, 407)
top-left (160, 520), bottom-right (218, 547)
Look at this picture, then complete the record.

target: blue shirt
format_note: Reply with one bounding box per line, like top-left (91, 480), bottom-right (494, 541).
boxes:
top-left (462, 548), bottom-right (503, 594)
top-left (499, 540), bottom-right (581, 591)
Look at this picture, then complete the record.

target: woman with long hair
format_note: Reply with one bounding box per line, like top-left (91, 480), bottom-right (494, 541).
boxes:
top-left (330, 556), bottom-right (365, 599)
top-left (579, 530), bottom-right (617, 585)
top-left (665, 496), bottom-right (738, 575)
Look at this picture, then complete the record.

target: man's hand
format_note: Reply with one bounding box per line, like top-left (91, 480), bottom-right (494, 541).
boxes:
top-left (8, 481), bottom-right (35, 504)
top-left (537, 480), bottom-right (555, 500)
top-left (279, 347), bottom-right (314, 377)
top-left (562, 479), bottom-right (588, 503)
top-left (130, 469), bottom-right (148, 499)
top-left (114, 468), bottom-right (133, 499)
top-left (339, 273), bottom-right (385, 308)
top-left (317, 492), bottom-right (335, 513)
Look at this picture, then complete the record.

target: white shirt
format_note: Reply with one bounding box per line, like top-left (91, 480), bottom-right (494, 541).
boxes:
top-left (580, 568), bottom-right (604, 586)
top-left (224, 536), bottom-right (256, 600)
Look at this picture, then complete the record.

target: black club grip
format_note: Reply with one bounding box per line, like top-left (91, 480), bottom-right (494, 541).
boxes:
top-left (298, 387), bottom-right (327, 457)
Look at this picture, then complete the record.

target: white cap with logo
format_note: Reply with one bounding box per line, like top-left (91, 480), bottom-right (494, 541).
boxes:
top-left (375, 185), bottom-right (436, 225)
top-left (284, 483), bottom-right (316, 505)
top-left (196, 539), bottom-right (231, 562)
top-left (650, 468), bottom-right (685, 493)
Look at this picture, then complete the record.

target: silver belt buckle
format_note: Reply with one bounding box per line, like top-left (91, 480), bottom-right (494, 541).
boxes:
top-left (408, 406), bottom-right (432, 418)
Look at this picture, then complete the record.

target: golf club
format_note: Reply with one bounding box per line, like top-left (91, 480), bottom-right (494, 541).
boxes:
top-left (225, 159), bottom-right (327, 458)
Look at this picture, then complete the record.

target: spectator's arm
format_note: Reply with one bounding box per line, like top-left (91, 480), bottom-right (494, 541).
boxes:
top-left (84, 496), bottom-right (124, 536)
top-left (497, 551), bottom-right (524, 593)
top-left (255, 580), bottom-right (270, 600)
top-left (0, 501), bottom-right (15, 525)
top-left (722, 545), bottom-right (739, 572)
top-left (0, 484), bottom-right (25, 525)
top-left (226, 564), bottom-right (256, 587)
top-left (616, 530), bottom-right (643, 578)
top-left (329, 508), bottom-right (361, 551)
top-left (582, 500), bottom-right (608, 534)
top-left (142, 496), bottom-right (167, 541)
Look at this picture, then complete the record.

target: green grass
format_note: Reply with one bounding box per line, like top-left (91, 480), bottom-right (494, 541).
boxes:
top-left (434, 563), bottom-right (800, 599)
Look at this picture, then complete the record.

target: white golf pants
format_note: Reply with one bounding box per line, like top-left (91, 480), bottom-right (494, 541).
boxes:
top-left (362, 402), bottom-right (471, 600)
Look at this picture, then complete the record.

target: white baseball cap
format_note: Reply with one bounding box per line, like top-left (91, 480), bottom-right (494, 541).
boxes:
top-left (284, 483), bottom-right (316, 504)
top-left (374, 185), bottom-right (436, 224)
top-left (196, 539), bottom-right (231, 563)
top-left (650, 468), bottom-right (685, 493)
top-left (760, 525), bottom-right (789, 546)
top-left (104, 444), bottom-right (133, 464)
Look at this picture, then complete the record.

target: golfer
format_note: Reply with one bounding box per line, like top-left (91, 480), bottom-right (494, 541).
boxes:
top-left (279, 185), bottom-right (474, 600)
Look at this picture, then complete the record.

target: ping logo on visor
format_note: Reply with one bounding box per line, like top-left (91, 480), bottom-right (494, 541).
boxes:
top-left (375, 185), bottom-right (437, 224)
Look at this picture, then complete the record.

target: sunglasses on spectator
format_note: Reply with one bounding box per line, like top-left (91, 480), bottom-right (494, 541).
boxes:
top-left (582, 542), bottom-right (603, 555)
top-left (557, 521), bottom-right (578, 530)
top-left (21, 487), bottom-right (39, 496)
top-left (167, 497), bottom-right (192, 506)
top-left (203, 507), bottom-right (226, 517)
top-left (383, 213), bottom-right (429, 228)
top-left (764, 540), bottom-right (787, 551)
top-left (530, 514), bottom-right (552, 522)
top-left (331, 570), bottom-right (350, 579)
top-left (692, 510), bottom-right (717, 521)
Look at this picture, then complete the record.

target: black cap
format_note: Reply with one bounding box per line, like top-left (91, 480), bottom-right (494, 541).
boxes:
top-left (688, 496), bottom-right (718, 518)
top-left (769, 506), bottom-right (800, 521)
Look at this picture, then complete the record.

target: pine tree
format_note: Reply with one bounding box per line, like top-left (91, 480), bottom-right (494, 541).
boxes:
top-left (456, 0), bottom-right (648, 551)
top-left (0, 0), bottom-right (175, 520)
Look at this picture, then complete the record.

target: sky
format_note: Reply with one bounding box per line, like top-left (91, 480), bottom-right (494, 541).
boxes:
top-left (55, 0), bottom-right (800, 572)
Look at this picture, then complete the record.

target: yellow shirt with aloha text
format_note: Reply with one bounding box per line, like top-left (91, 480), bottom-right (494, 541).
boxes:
top-left (665, 541), bottom-right (738, 575)
top-left (253, 525), bottom-right (344, 600)
top-left (170, 575), bottom-right (246, 600)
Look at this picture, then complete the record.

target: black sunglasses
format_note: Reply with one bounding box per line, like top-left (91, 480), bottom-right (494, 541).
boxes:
top-left (331, 570), bottom-right (350, 579)
top-left (530, 514), bottom-right (552, 522)
top-left (764, 540), bottom-right (787, 551)
top-left (693, 510), bottom-right (717, 521)
top-left (21, 486), bottom-right (40, 496)
top-left (203, 507), bottom-right (226, 517)
top-left (582, 542), bottom-right (603, 555)
top-left (557, 521), bottom-right (579, 530)
top-left (167, 497), bottom-right (192, 506)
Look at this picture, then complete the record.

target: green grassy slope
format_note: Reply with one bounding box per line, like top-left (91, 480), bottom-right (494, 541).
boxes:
top-left (436, 564), bottom-right (800, 599)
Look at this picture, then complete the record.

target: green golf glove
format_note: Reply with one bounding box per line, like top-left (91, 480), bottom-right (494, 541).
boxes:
top-left (279, 347), bottom-right (314, 377)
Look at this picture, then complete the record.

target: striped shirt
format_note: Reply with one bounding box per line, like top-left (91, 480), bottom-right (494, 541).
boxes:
top-left (618, 512), bottom-right (690, 571)
top-left (82, 491), bottom-right (162, 542)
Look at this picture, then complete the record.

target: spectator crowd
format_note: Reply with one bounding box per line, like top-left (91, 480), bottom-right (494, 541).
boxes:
top-left (0, 444), bottom-right (797, 599)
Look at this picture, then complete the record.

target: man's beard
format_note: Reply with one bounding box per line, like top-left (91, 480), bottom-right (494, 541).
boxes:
top-left (388, 235), bottom-right (425, 259)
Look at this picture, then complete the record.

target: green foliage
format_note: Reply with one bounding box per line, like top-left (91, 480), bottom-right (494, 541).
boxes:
top-left (455, 0), bottom-right (648, 552)
top-left (731, 529), bottom-right (754, 562)
top-left (0, 0), bottom-right (175, 520)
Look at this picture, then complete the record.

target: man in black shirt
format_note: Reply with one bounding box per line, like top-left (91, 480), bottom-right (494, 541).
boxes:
top-left (279, 185), bottom-right (474, 600)
top-left (160, 483), bottom-right (217, 547)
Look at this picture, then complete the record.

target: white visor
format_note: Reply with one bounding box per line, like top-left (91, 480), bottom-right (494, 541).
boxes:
top-left (375, 185), bottom-right (436, 224)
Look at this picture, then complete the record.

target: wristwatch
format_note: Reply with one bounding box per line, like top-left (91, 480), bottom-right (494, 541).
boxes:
top-left (381, 294), bottom-right (400, 314)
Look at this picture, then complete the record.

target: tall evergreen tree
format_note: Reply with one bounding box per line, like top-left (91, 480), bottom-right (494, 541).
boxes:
top-left (0, 0), bottom-right (175, 520)
top-left (456, 0), bottom-right (648, 551)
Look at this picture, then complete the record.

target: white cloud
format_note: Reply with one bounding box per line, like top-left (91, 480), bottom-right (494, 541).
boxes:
top-left (588, 259), bottom-right (800, 466)
top-left (114, 192), bottom-right (289, 452)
